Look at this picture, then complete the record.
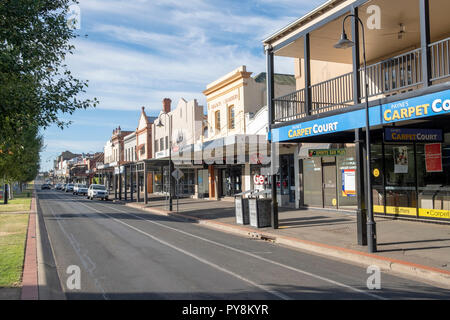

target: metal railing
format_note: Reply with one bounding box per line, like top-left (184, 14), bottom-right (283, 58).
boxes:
top-left (273, 37), bottom-right (449, 123)
top-left (310, 72), bottom-right (354, 114)
top-left (273, 88), bottom-right (306, 122)
top-left (361, 48), bottom-right (422, 99)
top-left (430, 37), bottom-right (450, 82)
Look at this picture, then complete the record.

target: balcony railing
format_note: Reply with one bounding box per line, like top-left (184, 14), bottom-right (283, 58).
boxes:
top-left (430, 37), bottom-right (450, 82)
top-left (273, 37), bottom-right (450, 123)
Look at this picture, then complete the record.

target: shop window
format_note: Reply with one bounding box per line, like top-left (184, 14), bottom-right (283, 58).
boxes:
top-left (384, 144), bottom-right (417, 215)
top-left (215, 111), bottom-right (221, 132)
top-left (228, 105), bottom-right (235, 130)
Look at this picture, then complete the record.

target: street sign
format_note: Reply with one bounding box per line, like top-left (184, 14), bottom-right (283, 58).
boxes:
top-left (172, 168), bottom-right (184, 182)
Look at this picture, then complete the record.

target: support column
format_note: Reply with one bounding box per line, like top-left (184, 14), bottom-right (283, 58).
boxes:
top-left (304, 33), bottom-right (312, 115)
top-left (355, 128), bottom-right (368, 246)
top-left (266, 45), bottom-right (278, 229)
top-left (136, 164), bottom-right (140, 202)
top-left (130, 166), bottom-right (134, 201)
top-left (420, 0), bottom-right (431, 86)
top-left (144, 162), bottom-right (148, 204)
top-left (114, 173), bottom-right (117, 199)
top-left (208, 165), bottom-right (215, 200)
top-left (118, 170), bottom-right (122, 200)
top-left (124, 165), bottom-right (127, 201)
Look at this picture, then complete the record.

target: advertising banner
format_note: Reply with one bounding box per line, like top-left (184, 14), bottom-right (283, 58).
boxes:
top-left (425, 143), bottom-right (443, 172)
top-left (341, 169), bottom-right (356, 197)
top-left (393, 146), bottom-right (409, 173)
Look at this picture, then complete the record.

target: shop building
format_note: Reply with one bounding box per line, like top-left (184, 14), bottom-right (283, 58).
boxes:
top-left (203, 66), bottom-right (296, 201)
top-left (151, 98), bottom-right (205, 198)
top-left (264, 0), bottom-right (450, 221)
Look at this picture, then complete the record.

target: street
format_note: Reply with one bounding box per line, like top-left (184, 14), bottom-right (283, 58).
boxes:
top-left (37, 188), bottom-right (449, 300)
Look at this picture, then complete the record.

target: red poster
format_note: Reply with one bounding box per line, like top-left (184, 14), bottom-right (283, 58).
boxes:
top-left (425, 143), bottom-right (443, 173)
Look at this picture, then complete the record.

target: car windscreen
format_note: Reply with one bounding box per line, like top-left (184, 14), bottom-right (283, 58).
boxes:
top-left (79, 185), bottom-right (87, 188)
top-left (92, 185), bottom-right (106, 190)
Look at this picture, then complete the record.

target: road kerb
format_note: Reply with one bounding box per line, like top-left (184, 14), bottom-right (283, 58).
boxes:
top-left (20, 189), bottom-right (38, 300)
top-left (124, 202), bottom-right (450, 290)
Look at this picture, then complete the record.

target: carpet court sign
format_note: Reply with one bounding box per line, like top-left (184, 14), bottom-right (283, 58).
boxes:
top-left (384, 128), bottom-right (443, 142)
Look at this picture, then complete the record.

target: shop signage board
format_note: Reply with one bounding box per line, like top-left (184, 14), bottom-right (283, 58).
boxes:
top-left (309, 149), bottom-right (346, 157)
top-left (425, 143), bottom-right (443, 172)
top-left (382, 89), bottom-right (450, 124)
top-left (272, 89), bottom-right (450, 143)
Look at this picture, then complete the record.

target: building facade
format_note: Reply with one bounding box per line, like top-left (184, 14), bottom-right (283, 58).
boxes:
top-left (264, 0), bottom-right (450, 221)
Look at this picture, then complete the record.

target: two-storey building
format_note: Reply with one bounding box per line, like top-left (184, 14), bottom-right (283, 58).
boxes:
top-left (264, 0), bottom-right (450, 222)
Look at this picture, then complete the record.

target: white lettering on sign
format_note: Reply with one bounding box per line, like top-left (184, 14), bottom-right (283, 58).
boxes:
top-left (431, 98), bottom-right (450, 113)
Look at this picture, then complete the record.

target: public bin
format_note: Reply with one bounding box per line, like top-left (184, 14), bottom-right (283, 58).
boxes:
top-left (248, 190), bottom-right (272, 228)
top-left (235, 190), bottom-right (252, 225)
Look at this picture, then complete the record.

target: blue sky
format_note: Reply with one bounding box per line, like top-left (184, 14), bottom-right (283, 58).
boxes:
top-left (40, 0), bottom-right (326, 171)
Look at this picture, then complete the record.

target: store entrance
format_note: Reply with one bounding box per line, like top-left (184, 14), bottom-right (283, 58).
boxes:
top-left (219, 166), bottom-right (243, 197)
top-left (322, 158), bottom-right (337, 208)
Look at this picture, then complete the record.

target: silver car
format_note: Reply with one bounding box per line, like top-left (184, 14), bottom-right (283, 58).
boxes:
top-left (73, 184), bottom-right (88, 195)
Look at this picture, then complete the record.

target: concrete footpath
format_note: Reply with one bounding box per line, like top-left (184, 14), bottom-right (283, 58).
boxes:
top-left (122, 195), bottom-right (450, 290)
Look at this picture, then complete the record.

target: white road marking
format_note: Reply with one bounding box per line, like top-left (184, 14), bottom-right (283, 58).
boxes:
top-left (56, 192), bottom-right (387, 300)
top-left (71, 199), bottom-right (291, 300)
top-left (43, 197), bottom-right (109, 300)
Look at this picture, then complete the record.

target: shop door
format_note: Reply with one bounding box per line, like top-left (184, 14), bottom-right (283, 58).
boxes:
top-left (322, 159), bottom-right (337, 208)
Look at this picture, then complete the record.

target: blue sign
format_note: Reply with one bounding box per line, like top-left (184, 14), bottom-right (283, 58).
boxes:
top-left (382, 89), bottom-right (450, 123)
top-left (272, 89), bottom-right (450, 143)
top-left (384, 128), bottom-right (443, 142)
top-left (272, 106), bottom-right (381, 142)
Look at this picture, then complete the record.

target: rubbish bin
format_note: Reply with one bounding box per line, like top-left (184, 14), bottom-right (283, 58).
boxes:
top-left (248, 190), bottom-right (272, 228)
top-left (235, 190), bottom-right (253, 225)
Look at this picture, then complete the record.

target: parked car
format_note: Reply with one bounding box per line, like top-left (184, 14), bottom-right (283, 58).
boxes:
top-left (41, 183), bottom-right (51, 190)
top-left (65, 183), bottom-right (75, 192)
top-left (87, 184), bottom-right (108, 200)
top-left (74, 184), bottom-right (88, 195)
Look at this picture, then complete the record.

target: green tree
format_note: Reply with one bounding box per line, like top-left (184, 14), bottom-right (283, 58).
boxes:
top-left (0, 0), bottom-right (97, 184)
top-left (0, 0), bottom-right (97, 150)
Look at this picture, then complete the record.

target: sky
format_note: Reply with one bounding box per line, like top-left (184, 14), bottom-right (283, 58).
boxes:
top-left (40, 0), bottom-right (326, 171)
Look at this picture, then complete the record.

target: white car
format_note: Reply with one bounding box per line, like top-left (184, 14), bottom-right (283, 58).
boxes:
top-left (87, 184), bottom-right (109, 200)
top-left (73, 184), bottom-right (88, 195)
top-left (65, 183), bottom-right (75, 192)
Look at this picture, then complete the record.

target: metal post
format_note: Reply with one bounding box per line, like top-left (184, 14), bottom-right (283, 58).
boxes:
top-left (266, 45), bottom-right (278, 229)
top-left (419, 0), bottom-right (431, 86)
top-left (118, 170), bottom-right (122, 200)
top-left (355, 128), bottom-right (367, 245)
top-left (130, 165), bottom-right (134, 201)
top-left (144, 162), bottom-right (148, 205)
top-left (168, 114), bottom-right (173, 211)
top-left (114, 172), bottom-right (117, 199)
top-left (304, 33), bottom-right (312, 115)
top-left (136, 164), bottom-right (140, 202)
top-left (351, 6), bottom-right (361, 104)
top-left (124, 165), bottom-right (127, 201)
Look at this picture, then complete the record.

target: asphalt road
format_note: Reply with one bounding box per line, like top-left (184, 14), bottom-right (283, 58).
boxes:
top-left (36, 187), bottom-right (449, 300)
